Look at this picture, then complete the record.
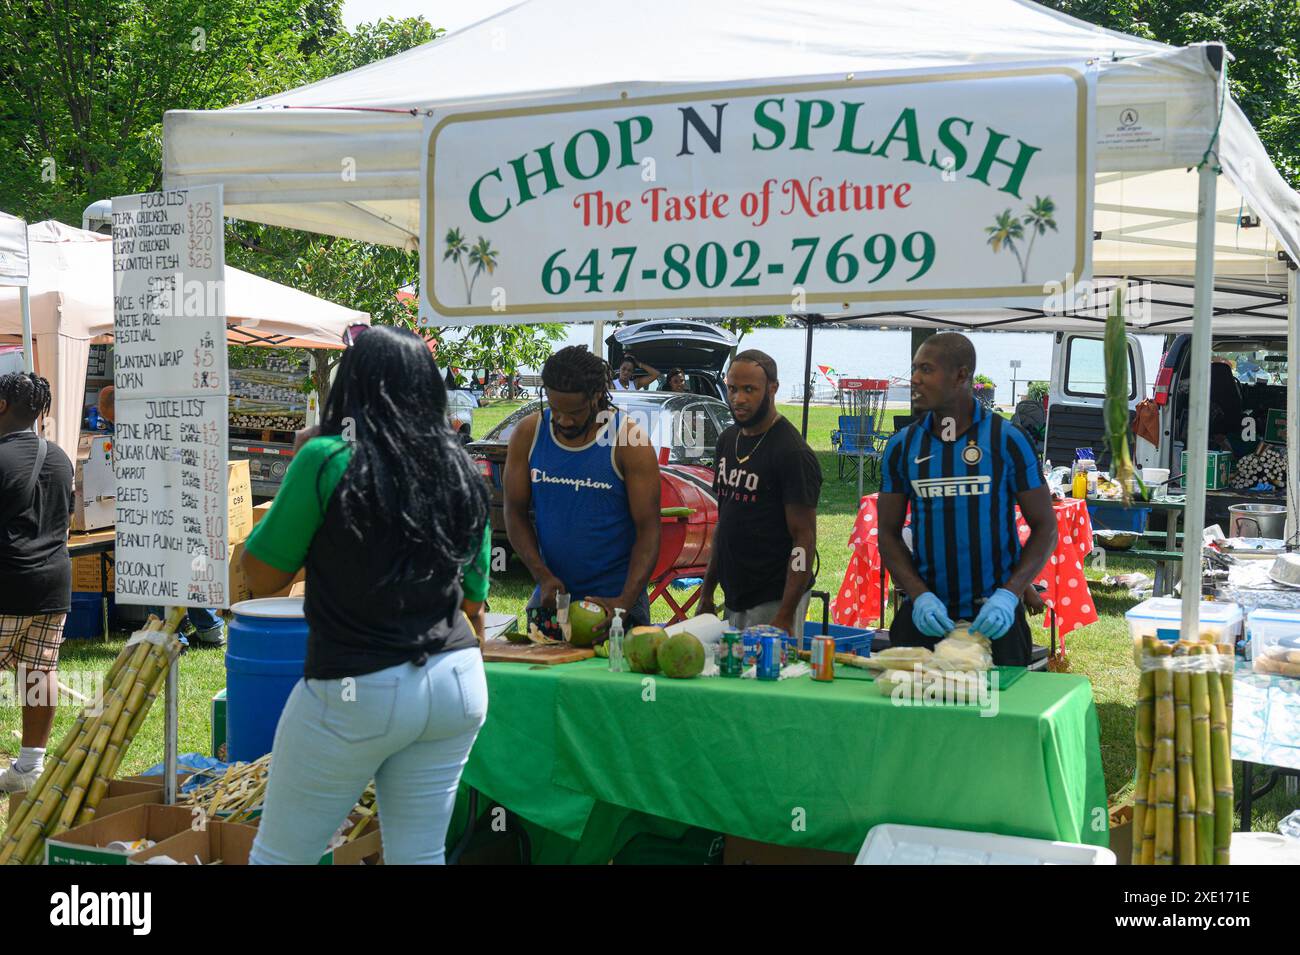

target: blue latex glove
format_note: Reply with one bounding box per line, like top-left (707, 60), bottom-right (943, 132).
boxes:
top-left (971, 588), bottom-right (1020, 640)
top-left (911, 592), bottom-right (955, 639)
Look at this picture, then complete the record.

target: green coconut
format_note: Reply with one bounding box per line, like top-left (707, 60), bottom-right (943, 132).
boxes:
top-left (567, 600), bottom-right (610, 647)
top-left (626, 626), bottom-right (666, 673)
top-left (657, 631), bottom-right (706, 679)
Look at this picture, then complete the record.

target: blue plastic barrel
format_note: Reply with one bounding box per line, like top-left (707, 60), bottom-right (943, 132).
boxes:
top-left (65, 592), bottom-right (107, 640)
top-left (225, 597), bottom-right (308, 763)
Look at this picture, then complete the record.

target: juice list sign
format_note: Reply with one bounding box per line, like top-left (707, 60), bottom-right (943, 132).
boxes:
top-left (111, 186), bottom-right (230, 607)
top-left (421, 65), bottom-right (1094, 325)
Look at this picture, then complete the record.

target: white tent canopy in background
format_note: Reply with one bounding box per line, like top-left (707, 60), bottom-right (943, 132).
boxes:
top-left (0, 220), bottom-right (368, 461)
top-left (163, 0), bottom-right (1300, 294)
top-left (0, 212), bottom-right (29, 285)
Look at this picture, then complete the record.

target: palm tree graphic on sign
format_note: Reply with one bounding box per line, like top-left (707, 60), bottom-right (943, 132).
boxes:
top-left (985, 195), bottom-right (1058, 283)
top-left (443, 228), bottom-right (500, 305)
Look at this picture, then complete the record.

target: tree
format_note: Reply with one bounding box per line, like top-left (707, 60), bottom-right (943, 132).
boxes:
top-left (985, 209), bottom-right (1027, 279)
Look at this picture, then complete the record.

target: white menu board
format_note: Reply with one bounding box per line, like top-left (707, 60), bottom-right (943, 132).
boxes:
top-left (111, 186), bottom-right (231, 607)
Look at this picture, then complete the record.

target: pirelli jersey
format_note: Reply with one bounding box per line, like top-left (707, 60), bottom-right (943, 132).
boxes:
top-left (881, 399), bottom-right (1043, 619)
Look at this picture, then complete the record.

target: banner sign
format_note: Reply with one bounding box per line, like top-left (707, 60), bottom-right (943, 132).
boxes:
top-left (421, 65), bottom-right (1094, 325)
top-left (111, 185), bottom-right (230, 608)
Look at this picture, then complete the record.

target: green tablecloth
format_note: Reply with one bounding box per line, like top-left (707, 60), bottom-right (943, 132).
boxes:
top-left (461, 659), bottom-right (1107, 860)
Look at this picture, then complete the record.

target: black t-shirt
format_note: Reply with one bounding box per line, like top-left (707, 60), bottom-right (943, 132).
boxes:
top-left (712, 415), bottom-right (822, 612)
top-left (0, 430), bottom-right (75, 615)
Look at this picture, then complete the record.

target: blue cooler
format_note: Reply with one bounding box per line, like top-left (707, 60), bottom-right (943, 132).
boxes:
top-left (225, 597), bottom-right (308, 763)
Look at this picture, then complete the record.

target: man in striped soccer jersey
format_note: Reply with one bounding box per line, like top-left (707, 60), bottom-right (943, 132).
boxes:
top-left (877, 334), bottom-right (1057, 666)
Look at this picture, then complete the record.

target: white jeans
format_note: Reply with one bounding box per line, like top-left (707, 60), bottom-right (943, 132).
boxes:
top-left (250, 647), bottom-right (487, 865)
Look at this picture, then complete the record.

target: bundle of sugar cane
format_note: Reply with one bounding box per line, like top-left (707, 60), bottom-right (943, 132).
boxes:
top-left (0, 609), bottom-right (186, 865)
top-left (1133, 633), bottom-right (1233, 865)
top-left (181, 754), bottom-right (272, 823)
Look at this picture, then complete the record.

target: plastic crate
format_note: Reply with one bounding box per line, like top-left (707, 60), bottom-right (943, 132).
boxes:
top-left (65, 592), bottom-right (107, 640)
top-left (1087, 504), bottom-right (1150, 534)
top-left (800, 621), bottom-right (875, 657)
top-left (856, 823), bottom-right (1116, 865)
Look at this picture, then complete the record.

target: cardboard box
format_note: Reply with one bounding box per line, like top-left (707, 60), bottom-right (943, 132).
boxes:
top-left (72, 553), bottom-right (115, 592)
top-left (129, 819), bottom-right (259, 865)
top-left (1181, 449), bottom-right (1233, 490)
top-left (227, 460), bottom-right (254, 543)
top-left (722, 835), bottom-right (854, 865)
top-left (6, 777), bottom-right (167, 821)
top-left (247, 811), bottom-right (384, 865)
top-left (45, 804), bottom-right (201, 865)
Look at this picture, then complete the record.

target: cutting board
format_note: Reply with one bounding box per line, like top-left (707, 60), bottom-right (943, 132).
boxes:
top-left (481, 639), bottom-right (594, 665)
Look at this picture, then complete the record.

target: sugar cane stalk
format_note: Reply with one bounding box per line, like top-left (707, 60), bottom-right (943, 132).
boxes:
top-left (1207, 656), bottom-right (1233, 864)
top-left (1173, 652), bottom-right (1196, 865)
top-left (1152, 645), bottom-right (1176, 864)
top-left (1188, 645), bottom-right (1215, 866)
top-left (1133, 638), bottom-right (1156, 864)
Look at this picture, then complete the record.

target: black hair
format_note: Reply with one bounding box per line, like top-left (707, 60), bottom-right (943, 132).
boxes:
top-left (619, 353), bottom-right (636, 369)
top-left (0, 372), bottom-right (52, 424)
top-left (319, 325), bottom-right (489, 588)
top-left (922, 333), bottom-right (978, 380)
top-left (542, 345), bottom-right (612, 410)
top-left (731, 349), bottom-right (779, 384)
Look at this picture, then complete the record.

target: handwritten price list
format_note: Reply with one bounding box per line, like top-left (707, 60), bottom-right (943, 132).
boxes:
top-left (111, 185), bottom-right (231, 608)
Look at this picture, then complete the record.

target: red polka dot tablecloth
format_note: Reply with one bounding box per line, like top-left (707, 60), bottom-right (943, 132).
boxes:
top-left (832, 494), bottom-right (1099, 649)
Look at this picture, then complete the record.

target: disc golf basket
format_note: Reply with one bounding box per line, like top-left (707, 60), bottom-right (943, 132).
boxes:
top-left (830, 378), bottom-right (890, 497)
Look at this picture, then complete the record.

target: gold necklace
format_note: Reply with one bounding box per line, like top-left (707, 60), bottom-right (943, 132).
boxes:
top-left (735, 424), bottom-right (772, 464)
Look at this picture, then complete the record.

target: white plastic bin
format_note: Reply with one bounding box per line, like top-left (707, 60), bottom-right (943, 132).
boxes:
top-left (1247, 608), bottom-right (1300, 677)
top-left (856, 824), bottom-right (1116, 865)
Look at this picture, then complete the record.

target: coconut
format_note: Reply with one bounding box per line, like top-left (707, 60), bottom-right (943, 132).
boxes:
top-left (657, 631), bottom-right (706, 679)
top-left (626, 626), bottom-right (666, 673)
top-left (567, 600), bottom-right (610, 647)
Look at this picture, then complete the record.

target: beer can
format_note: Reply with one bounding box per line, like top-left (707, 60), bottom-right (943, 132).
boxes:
top-left (756, 636), bottom-right (782, 681)
top-left (810, 636), bottom-right (835, 681)
top-left (720, 630), bottom-right (743, 677)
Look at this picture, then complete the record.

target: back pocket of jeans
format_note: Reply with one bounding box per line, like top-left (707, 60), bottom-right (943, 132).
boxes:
top-left (315, 677), bottom-right (398, 744)
top-left (452, 657), bottom-right (488, 724)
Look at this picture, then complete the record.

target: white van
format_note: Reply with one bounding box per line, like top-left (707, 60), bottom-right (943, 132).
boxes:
top-left (1045, 331), bottom-right (1289, 530)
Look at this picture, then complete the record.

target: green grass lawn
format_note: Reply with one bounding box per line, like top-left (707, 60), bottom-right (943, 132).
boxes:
top-left (3, 398), bottom-right (1294, 841)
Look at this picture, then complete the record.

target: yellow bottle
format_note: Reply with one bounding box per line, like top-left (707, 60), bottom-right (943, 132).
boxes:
top-left (1072, 467), bottom-right (1088, 499)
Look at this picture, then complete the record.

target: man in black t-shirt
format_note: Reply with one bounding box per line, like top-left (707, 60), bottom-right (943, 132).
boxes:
top-left (0, 372), bottom-right (74, 794)
top-left (698, 351), bottom-right (822, 641)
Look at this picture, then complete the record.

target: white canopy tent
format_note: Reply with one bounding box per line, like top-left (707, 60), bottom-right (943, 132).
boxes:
top-left (0, 220), bottom-right (368, 462)
top-left (0, 211), bottom-right (33, 373)
top-left (160, 0), bottom-right (1300, 629)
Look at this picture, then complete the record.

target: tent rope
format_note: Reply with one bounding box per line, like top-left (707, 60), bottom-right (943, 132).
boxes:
top-left (1196, 65), bottom-right (1228, 174)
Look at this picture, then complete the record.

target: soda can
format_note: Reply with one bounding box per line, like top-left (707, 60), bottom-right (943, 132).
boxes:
top-left (720, 630), bottom-right (743, 678)
top-left (756, 636), bottom-right (782, 681)
top-left (810, 636), bottom-right (835, 682)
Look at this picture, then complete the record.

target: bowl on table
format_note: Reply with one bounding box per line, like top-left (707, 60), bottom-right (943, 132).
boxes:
top-left (1267, 554), bottom-right (1300, 589)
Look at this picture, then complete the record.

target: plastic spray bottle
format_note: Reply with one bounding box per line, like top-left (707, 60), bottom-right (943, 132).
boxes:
top-left (608, 608), bottom-right (626, 673)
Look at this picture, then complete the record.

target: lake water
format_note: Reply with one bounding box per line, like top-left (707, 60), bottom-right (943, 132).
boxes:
top-left (533, 325), bottom-right (1167, 405)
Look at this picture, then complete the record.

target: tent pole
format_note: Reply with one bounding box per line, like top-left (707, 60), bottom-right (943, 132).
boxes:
top-left (1179, 162), bottom-right (1218, 635)
top-left (592, 319), bottom-right (604, 360)
top-left (1287, 263), bottom-right (1299, 549)
top-left (19, 285), bottom-right (33, 373)
top-left (800, 315), bottom-right (816, 438)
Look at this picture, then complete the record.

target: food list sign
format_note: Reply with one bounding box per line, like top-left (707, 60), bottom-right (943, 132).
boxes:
top-left (421, 65), bottom-right (1094, 325)
top-left (111, 185), bottom-right (230, 607)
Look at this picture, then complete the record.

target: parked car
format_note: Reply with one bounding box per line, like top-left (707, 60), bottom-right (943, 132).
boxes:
top-left (605, 319), bottom-right (735, 401)
top-left (1045, 331), bottom-right (1289, 529)
top-left (468, 391), bottom-right (733, 546)
top-left (446, 389), bottom-right (478, 443)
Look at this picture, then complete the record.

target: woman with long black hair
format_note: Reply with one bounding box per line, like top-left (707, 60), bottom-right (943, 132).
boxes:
top-left (240, 325), bottom-right (492, 865)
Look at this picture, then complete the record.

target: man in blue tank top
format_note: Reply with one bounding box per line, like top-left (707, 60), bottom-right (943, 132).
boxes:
top-left (504, 346), bottom-right (662, 635)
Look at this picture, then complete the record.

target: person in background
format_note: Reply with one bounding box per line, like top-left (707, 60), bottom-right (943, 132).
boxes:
top-left (0, 373), bottom-right (74, 793)
top-left (612, 353), bottom-right (659, 392)
top-left (505, 346), bottom-right (661, 633)
top-left (240, 325), bottom-right (492, 864)
top-left (877, 333), bottom-right (1056, 666)
top-left (698, 351), bottom-right (822, 641)
top-left (666, 368), bottom-right (689, 393)
top-left (93, 385), bottom-right (115, 432)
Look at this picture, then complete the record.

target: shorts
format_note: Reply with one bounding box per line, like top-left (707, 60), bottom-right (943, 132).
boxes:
top-left (0, 613), bottom-right (67, 671)
top-left (725, 591), bottom-right (813, 645)
top-left (890, 600), bottom-right (1033, 667)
